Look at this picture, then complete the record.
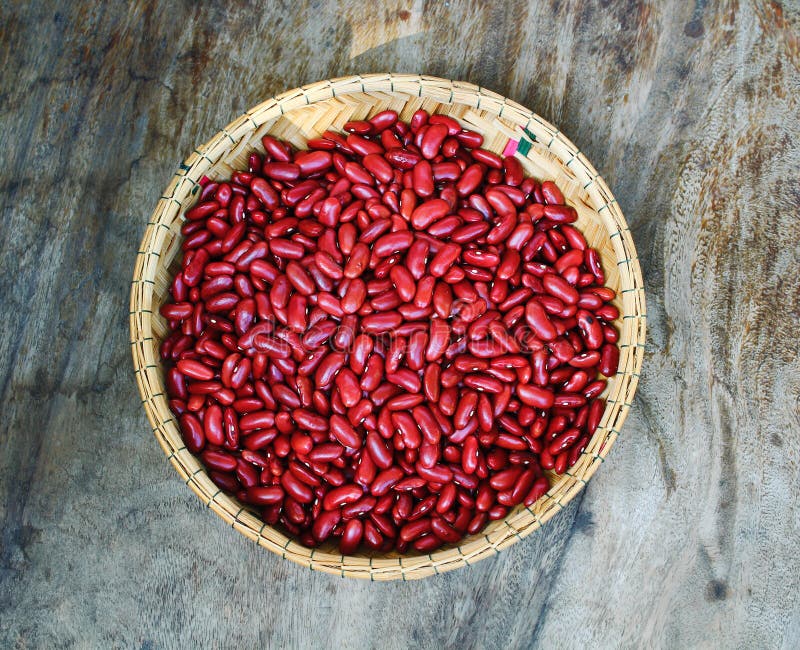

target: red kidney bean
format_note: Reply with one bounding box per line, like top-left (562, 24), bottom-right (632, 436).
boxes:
top-left (162, 114), bottom-right (622, 554)
top-left (524, 477), bottom-right (549, 506)
top-left (517, 384), bottom-right (555, 409)
top-left (177, 359), bottom-right (214, 381)
top-left (322, 484), bottom-right (363, 510)
top-left (543, 273), bottom-right (579, 304)
top-left (338, 519), bottom-right (364, 554)
top-left (543, 204), bottom-right (577, 223)
top-left (201, 449), bottom-right (237, 473)
top-left (312, 509), bottom-right (342, 544)
top-left (420, 123), bottom-right (449, 159)
top-left (203, 404), bottom-right (225, 446)
top-left (454, 128), bottom-right (483, 148)
top-left (330, 414), bottom-right (362, 449)
top-left (586, 398), bottom-right (605, 435)
top-left (569, 351), bottom-right (601, 368)
top-left (412, 160), bottom-right (435, 197)
top-left (471, 148), bottom-right (503, 169)
top-left (429, 244), bottom-right (461, 277)
top-left (281, 471), bottom-right (313, 503)
top-left (179, 413), bottom-right (204, 452)
top-left (596, 304), bottom-right (619, 322)
top-left (386, 147), bottom-right (422, 170)
top-left (370, 467), bottom-right (404, 496)
top-left (599, 343), bottom-right (620, 377)
top-left (540, 180), bottom-right (564, 204)
top-left (576, 309), bottom-right (604, 350)
top-left (525, 301), bottom-right (558, 341)
top-left (247, 485), bottom-right (284, 506)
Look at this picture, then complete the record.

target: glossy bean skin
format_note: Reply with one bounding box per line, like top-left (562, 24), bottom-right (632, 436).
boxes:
top-left (161, 113), bottom-right (622, 554)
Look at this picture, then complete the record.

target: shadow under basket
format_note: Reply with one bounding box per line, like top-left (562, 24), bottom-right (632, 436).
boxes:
top-left (130, 73), bottom-right (646, 580)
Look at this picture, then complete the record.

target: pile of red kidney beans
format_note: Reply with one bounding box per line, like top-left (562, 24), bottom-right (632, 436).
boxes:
top-left (160, 109), bottom-right (620, 555)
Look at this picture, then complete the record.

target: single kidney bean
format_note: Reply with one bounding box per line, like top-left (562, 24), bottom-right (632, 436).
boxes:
top-left (179, 413), bottom-right (205, 453)
top-left (599, 343), bottom-right (620, 377)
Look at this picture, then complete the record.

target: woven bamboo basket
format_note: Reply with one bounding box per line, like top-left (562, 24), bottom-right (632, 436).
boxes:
top-left (130, 73), bottom-right (646, 580)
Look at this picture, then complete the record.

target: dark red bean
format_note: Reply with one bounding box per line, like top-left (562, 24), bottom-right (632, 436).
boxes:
top-left (412, 160), bottom-right (435, 197)
top-left (281, 471), bottom-right (313, 504)
top-left (599, 343), bottom-right (620, 377)
top-left (204, 404), bottom-right (225, 446)
top-left (177, 359), bottom-right (214, 381)
top-left (247, 486), bottom-right (284, 506)
top-left (322, 484), bottom-right (364, 510)
top-left (471, 148), bottom-right (503, 169)
top-left (525, 301), bottom-right (558, 341)
top-left (339, 519), bottom-right (364, 555)
top-left (250, 178), bottom-right (280, 210)
top-left (370, 467), bottom-right (404, 496)
top-left (541, 181), bottom-right (564, 204)
top-left (179, 413), bottom-right (205, 453)
top-left (517, 385), bottom-right (555, 409)
top-left (330, 414), bottom-right (362, 449)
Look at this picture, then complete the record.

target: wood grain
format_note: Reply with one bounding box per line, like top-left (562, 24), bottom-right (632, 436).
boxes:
top-left (1, 0), bottom-right (798, 647)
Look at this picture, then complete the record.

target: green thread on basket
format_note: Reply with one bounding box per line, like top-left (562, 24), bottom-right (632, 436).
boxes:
top-left (207, 489), bottom-right (222, 507)
top-left (185, 467), bottom-right (204, 484)
top-left (505, 522), bottom-right (523, 540)
top-left (166, 446), bottom-right (187, 461)
top-left (564, 471), bottom-right (587, 485)
top-left (515, 127), bottom-right (538, 157)
top-left (232, 507), bottom-right (245, 524)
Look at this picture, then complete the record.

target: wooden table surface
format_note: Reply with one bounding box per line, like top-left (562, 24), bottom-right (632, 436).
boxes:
top-left (2, 1), bottom-right (799, 647)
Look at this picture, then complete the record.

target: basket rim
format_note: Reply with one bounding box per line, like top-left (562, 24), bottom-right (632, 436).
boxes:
top-left (129, 72), bottom-right (646, 581)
